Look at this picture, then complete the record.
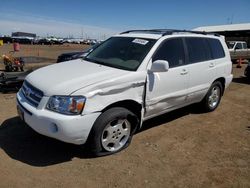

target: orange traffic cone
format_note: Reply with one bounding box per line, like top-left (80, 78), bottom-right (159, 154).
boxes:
top-left (236, 57), bottom-right (242, 68)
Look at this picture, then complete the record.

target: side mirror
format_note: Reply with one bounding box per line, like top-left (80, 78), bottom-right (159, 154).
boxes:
top-left (149, 60), bottom-right (169, 72)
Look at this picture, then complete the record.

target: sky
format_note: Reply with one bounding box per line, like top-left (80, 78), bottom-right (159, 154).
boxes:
top-left (0, 0), bottom-right (250, 39)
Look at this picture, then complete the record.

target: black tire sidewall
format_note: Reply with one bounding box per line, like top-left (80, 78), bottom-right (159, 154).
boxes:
top-left (86, 107), bottom-right (138, 156)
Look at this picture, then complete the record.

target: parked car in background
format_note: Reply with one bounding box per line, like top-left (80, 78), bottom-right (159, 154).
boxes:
top-left (227, 41), bottom-right (250, 63)
top-left (37, 37), bottom-right (63, 45)
top-left (17, 29), bottom-right (233, 156)
top-left (83, 39), bottom-right (98, 45)
top-left (57, 42), bottom-right (102, 63)
top-left (63, 38), bottom-right (84, 44)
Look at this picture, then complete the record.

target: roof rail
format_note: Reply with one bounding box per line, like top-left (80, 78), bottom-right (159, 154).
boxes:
top-left (120, 29), bottom-right (220, 36)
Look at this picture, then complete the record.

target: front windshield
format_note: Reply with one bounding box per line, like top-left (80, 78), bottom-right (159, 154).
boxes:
top-left (227, 41), bottom-right (235, 49)
top-left (85, 37), bottom-right (156, 71)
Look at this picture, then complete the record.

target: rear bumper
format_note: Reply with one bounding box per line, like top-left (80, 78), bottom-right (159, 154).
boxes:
top-left (16, 90), bottom-right (101, 145)
top-left (225, 74), bottom-right (233, 89)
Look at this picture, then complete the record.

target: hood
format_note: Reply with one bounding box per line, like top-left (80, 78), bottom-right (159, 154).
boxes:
top-left (26, 59), bottom-right (129, 96)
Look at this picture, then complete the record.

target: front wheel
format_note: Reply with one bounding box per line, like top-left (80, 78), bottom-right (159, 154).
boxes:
top-left (200, 81), bottom-right (222, 112)
top-left (86, 107), bottom-right (138, 156)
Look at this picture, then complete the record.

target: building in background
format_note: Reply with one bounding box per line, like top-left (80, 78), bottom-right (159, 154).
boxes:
top-left (10, 32), bottom-right (36, 44)
top-left (194, 23), bottom-right (250, 47)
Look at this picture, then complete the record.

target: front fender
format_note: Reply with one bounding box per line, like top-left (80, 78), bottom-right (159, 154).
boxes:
top-left (72, 72), bottom-right (146, 114)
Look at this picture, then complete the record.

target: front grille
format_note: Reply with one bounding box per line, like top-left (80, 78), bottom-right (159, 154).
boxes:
top-left (21, 81), bottom-right (44, 107)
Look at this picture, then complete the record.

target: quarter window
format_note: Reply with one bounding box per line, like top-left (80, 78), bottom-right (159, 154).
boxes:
top-left (207, 38), bottom-right (225, 59)
top-left (153, 38), bottom-right (185, 68)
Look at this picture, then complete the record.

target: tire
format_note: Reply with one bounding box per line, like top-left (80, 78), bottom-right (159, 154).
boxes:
top-left (86, 107), bottom-right (138, 156)
top-left (200, 81), bottom-right (223, 112)
top-left (5, 65), bottom-right (12, 72)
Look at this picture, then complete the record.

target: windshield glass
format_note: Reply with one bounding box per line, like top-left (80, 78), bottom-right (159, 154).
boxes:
top-left (85, 37), bottom-right (156, 71)
top-left (227, 41), bottom-right (235, 49)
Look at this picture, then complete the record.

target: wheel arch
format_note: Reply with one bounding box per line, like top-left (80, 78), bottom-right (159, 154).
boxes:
top-left (101, 100), bottom-right (142, 119)
top-left (213, 77), bottom-right (225, 95)
top-left (101, 100), bottom-right (143, 131)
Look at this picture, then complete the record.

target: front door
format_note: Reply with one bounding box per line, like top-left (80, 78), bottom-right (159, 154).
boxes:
top-left (145, 38), bottom-right (189, 118)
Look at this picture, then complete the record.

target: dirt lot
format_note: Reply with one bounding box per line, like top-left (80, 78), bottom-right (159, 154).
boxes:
top-left (0, 43), bottom-right (88, 70)
top-left (0, 44), bottom-right (249, 188)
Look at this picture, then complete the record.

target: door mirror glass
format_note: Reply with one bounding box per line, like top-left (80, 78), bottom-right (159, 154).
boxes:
top-left (150, 60), bottom-right (169, 72)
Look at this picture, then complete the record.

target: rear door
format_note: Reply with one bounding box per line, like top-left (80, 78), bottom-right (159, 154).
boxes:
top-left (184, 37), bottom-right (216, 103)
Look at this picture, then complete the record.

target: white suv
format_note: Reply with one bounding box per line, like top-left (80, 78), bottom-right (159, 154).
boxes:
top-left (17, 29), bottom-right (233, 156)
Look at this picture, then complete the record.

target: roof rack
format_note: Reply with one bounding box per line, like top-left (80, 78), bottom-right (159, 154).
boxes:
top-left (120, 29), bottom-right (220, 36)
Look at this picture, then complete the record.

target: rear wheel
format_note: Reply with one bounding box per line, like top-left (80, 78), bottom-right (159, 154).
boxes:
top-left (200, 81), bottom-right (222, 112)
top-left (86, 107), bottom-right (138, 156)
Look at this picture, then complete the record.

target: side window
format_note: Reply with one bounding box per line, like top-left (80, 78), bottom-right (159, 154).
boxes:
top-left (207, 38), bottom-right (225, 59)
top-left (153, 38), bottom-right (185, 68)
top-left (235, 42), bottom-right (242, 50)
top-left (185, 38), bottom-right (212, 64)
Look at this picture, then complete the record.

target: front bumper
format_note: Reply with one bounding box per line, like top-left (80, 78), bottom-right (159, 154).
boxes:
top-left (16, 91), bottom-right (101, 145)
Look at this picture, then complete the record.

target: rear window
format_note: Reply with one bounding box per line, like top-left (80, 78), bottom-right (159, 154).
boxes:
top-left (185, 38), bottom-right (212, 63)
top-left (207, 38), bottom-right (225, 59)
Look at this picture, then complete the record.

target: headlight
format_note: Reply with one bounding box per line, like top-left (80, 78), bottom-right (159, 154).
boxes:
top-left (47, 96), bottom-right (86, 115)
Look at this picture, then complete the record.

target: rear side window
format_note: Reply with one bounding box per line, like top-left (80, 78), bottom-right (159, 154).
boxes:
top-left (153, 38), bottom-right (185, 68)
top-left (207, 38), bottom-right (225, 59)
top-left (185, 38), bottom-right (212, 64)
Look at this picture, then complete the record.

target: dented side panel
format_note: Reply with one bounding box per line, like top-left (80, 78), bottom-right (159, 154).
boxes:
top-left (144, 66), bottom-right (189, 118)
top-left (72, 72), bottom-right (147, 114)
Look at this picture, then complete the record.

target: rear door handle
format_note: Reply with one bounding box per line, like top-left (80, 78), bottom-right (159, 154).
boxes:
top-left (180, 69), bottom-right (188, 75)
top-left (209, 63), bottom-right (215, 68)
